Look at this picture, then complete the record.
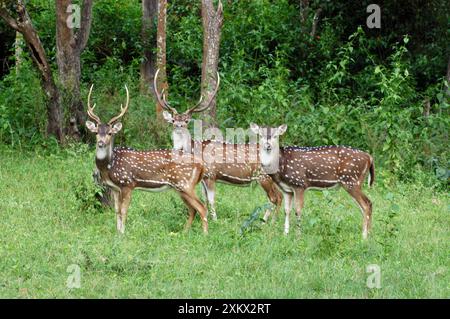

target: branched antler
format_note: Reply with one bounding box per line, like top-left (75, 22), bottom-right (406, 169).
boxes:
top-left (108, 85), bottom-right (130, 124)
top-left (87, 84), bottom-right (101, 124)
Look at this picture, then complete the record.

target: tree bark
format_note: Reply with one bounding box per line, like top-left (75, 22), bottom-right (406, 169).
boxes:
top-left (423, 97), bottom-right (430, 117)
top-left (310, 8), bottom-right (322, 38)
top-left (299, 0), bottom-right (309, 25)
top-left (55, 0), bottom-right (93, 139)
top-left (140, 0), bottom-right (158, 95)
top-left (200, 0), bottom-right (223, 126)
top-left (445, 56), bottom-right (450, 98)
top-left (155, 0), bottom-right (168, 117)
top-left (0, 0), bottom-right (64, 142)
top-left (14, 31), bottom-right (23, 72)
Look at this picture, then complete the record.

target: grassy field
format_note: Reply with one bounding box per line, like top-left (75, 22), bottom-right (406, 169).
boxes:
top-left (0, 147), bottom-right (448, 298)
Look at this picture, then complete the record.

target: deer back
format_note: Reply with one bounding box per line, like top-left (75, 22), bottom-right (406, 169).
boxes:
top-left (277, 146), bottom-right (373, 189)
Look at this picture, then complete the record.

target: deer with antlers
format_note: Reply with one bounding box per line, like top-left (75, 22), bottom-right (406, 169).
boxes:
top-left (250, 124), bottom-right (375, 239)
top-left (85, 85), bottom-right (208, 234)
top-left (154, 69), bottom-right (282, 221)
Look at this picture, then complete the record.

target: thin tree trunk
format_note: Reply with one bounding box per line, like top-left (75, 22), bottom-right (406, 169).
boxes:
top-left (55, 0), bottom-right (93, 140)
top-left (140, 0), bottom-right (158, 95)
top-left (155, 0), bottom-right (168, 117)
top-left (423, 97), bottom-right (430, 117)
top-left (14, 31), bottom-right (23, 72)
top-left (445, 57), bottom-right (450, 98)
top-left (200, 0), bottom-right (223, 126)
top-left (0, 1), bottom-right (64, 142)
top-left (310, 8), bottom-right (322, 38)
top-left (299, 0), bottom-right (309, 25)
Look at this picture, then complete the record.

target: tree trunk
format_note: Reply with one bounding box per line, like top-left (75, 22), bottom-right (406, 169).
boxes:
top-left (200, 0), bottom-right (223, 127)
top-left (299, 0), bottom-right (309, 25)
top-left (43, 78), bottom-right (65, 140)
top-left (155, 0), bottom-right (168, 117)
top-left (14, 31), bottom-right (23, 72)
top-left (140, 0), bottom-right (158, 95)
top-left (445, 57), bottom-right (450, 98)
top-left (310, 8), bottom-right (322, 38)
top-left (0, 1), bottom-right (64, 142)
top-left (55, 0), bottom-right (93, 140)
top-left (423, 97), bottom-right (430, 117)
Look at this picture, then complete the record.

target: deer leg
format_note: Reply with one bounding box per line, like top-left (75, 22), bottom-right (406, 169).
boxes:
top-left (112, 190), bottom-right (122, 232)
top-left (344, 185), bottom-right (372, 239)
top-left (259, 177), bottom-right (282, 223)
top-left (180, 192), bottom-right (208, 234)
top-left (293, 188), bottom-right (305, 230)
top-left (112, 190), bottom-right (120, 213)
top-left (202, 178), bottom-right (217, 221)
top-left (117, 187), bottom-right (132, 234)
top-left (262, 207), bottom-right (272, 224)
top-left (181, 196), bottom-right (196, 231)
top-left (361, 192), bottom-right (373, 238)
top-left (283, 191), bottom-right (294, 235)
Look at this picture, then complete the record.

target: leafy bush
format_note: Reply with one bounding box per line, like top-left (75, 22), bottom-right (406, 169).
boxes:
top-left (0, 59), bottom-right (47, 148)
top-left (72, 173), bottom-right (108, 215)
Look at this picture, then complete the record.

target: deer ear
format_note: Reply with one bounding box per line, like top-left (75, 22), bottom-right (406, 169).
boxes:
top-left (85, 121), bottom-right (97, 133)
top-left (162, 111), bottom-right (173, 123)
top-left (110, 122), bottom-right (122, 134)
top-left (250, 123), bottom-right (260, 134)
top-left (277, 124), bottom-right (287, 136)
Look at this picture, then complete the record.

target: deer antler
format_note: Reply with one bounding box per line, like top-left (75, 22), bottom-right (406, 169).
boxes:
top-left (185, 71), bottom-right (220, 114)
top-left (108, 85), bottom-right (130, 125)
top-left (87, 84), bottom-right (101, 124)
top-left (154, 68), bottom-right (178, 114)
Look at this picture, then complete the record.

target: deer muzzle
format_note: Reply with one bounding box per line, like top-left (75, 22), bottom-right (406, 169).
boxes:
top-left (263, 142), bottom-right (272, 151)
top-left (97, 141), bottom-right (106, 148)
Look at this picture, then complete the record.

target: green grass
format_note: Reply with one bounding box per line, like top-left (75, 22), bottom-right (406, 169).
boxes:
top-left (0, 148), bottom-right (448, 298)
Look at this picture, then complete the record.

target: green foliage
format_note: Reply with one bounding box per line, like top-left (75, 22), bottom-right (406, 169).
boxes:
top-left (375, 192), bottom-right (400, 256)
top-left (72, 173), bottom-right (105, 215)
top-left (0, 59), bottom-right (47, 148)
top-left (0, 1), bottom-right (448, 189)
top-left (303, 191), bottom-right (346, 257)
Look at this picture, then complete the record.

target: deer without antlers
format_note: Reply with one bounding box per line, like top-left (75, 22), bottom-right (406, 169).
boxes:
top-left (250, 124), bottom-right (375, 239)
top-left (85, 85), bottom-right (208, 234)
top-left (154, 69), bottom-right (282, 221)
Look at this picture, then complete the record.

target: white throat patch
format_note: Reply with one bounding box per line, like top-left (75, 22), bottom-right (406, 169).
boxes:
top-left (261, 149), bottom-right (280, 174)
top-left (96, 147), bottom-right (109, 160)
top-left (173, 129), bottom-right (191, 151)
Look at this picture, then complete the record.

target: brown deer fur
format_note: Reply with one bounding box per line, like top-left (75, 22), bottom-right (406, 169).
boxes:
top-left (251, 124), bottom-right (375, 238)
top-left (155, 69), bottom-right (282, 220)
top-left (86, 85), bottom-right (208, 234)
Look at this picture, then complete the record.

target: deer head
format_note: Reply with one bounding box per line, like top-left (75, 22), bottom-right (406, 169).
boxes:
top-left (85, 84), bottom-right (130, 160)
top-left (154, 69), bottom-right (220, 150)
top-left (250, 123), bottom-right (287, 173)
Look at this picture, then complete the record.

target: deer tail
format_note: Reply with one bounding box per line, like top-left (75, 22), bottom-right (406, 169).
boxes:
top-left (368, 156), bottom-right (375, 187)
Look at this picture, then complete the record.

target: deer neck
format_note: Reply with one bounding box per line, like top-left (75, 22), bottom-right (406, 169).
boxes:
top-left (95, 139), bottom-right (114, 171)
top-left (172, 128), bottom-right (192, 151)
top-left (260, 140), bottom-right (281, 175)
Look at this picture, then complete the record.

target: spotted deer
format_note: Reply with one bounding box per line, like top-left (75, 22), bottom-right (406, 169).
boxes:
top-left (85, 85), bottom-right (208, 234)
top-left (250, 124), bottom-right (375, 239)
top-left (154, 69), bottom-right (282, 221)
